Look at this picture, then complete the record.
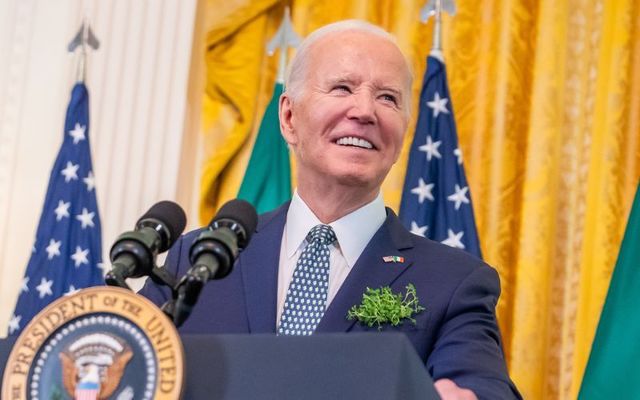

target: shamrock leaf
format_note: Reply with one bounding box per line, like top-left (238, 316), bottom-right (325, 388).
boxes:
top-left (347, 284), bottom-right (425, 329)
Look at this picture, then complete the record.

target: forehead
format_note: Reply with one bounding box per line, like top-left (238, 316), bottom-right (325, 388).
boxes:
top-left (305, 31), bottom-right (410, 88)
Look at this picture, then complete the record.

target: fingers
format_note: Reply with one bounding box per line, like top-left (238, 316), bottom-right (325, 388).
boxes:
top-left (434, 378), bottom-right (478, 400)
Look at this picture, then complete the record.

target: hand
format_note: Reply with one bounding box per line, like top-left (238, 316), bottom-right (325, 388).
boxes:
top-left (434, 379), bottom-right (478, 400)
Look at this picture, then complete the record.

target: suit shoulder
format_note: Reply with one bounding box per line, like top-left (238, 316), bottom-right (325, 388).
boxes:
top-left (176, 202), bottom-right (285, 251)
top-left (408, 234), bottom-right (494, 278)
top-left (178, 226), bottom-right (207, 245)
top-left (256, 202), bottom-right (289, 230)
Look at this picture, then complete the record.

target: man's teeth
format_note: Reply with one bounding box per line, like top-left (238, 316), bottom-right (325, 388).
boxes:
top-left (336, 137), bottom-right (373, 149)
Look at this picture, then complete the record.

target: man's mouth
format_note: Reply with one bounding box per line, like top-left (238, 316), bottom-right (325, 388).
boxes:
top-left (335, 136), bottom-right (374, 150)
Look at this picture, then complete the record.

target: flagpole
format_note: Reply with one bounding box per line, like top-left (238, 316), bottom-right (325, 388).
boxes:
top-left (432, 0), bottom-right (443, 57)
top-left (267, 6), bottom-right (301, 85)
top-left (420, 0), bottom-right (456, 61)
top-left (78, 18), bottom-right (88, 83)
top-left (277, 7), bottom-right (291, 84)
top-left (68, 19), bottom-right (100, 83)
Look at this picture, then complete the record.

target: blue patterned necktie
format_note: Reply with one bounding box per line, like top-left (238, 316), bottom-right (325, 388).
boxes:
top-left (278, 224), bottom-right (337, 336)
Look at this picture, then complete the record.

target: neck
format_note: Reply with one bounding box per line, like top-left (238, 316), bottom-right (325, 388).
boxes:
top-left (297, 182), bottom-right (380, 223)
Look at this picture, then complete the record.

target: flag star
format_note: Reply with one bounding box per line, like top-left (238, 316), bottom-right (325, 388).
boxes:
top-left (68, 123), bottom-right (86, 144)
top-left (76, 208), bottom-right (95, 229)
top-left (60, 161), bottom-right (79, 182)
top-left (410, 221), bottom-right (428, 237)
top-left (36, 277), bottom-right (54, 298)
top-left (453, 148), bottom-right (463, 165)
top-left (419, 136), bottom-right (442, 161)
top-left (54, 200), bottom-right (71, 221)
top-left (426, 91), bottom-right (450, 118)
top-left (447, 184), bottom-right (470, 210)
top-left (8, 314), bottom-right (21, 335)
top-left (411, 178), bottom-right (435, 203)
top-left (71, 246), bottom-right (90, 267)
top-left (98, 262), bottom-right (110, 276)
top-left (442, 229), bottom-right (465, 249)
top-left (21, 277), bottom-right (29, 293)
top-left (65, 285), bottom-right (80, 296)
top-left (83, 171), bottom-right (95, 191)
top-left (45, 239), bottom-right (62, 260)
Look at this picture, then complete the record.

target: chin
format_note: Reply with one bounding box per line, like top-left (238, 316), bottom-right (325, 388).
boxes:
top-left (334, 175), bottom-right (369, 187)
top-left (333, 170), bottom-right (384, 190)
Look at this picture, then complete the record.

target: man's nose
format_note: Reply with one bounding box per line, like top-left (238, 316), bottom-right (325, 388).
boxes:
top-left (346, 92), bottom-right (376, 124)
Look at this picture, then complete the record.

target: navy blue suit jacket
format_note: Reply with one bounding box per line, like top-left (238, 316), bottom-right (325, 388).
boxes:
top-left (140, 203), bottom-right (521, 399)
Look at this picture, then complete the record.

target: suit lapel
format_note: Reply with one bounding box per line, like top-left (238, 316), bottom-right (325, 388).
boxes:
top-left (316, 210), bottom-right (415, 333)
top-left (240, 203), bottom-right (289, 333)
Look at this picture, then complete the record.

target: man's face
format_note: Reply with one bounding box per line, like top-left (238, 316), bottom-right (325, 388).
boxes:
top-left (280, 31), bottom-right (410, 192)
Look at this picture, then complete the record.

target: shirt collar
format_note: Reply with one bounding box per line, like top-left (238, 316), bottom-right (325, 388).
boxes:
top-left (285, 191), bottom-right (387, 268)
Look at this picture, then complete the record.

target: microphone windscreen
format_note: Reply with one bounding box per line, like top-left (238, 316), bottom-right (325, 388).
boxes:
top-left (213, 199), bottom-right (258, 244)
top-left (137, 200), bottom-right (187, 248)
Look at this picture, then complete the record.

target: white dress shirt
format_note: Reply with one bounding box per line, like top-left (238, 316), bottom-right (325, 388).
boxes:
top-left (276, 192), bottom-right (387, 324)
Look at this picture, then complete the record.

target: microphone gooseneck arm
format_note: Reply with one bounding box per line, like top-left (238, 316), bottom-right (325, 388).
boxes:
top-left (171, 228), bottom-right (235, 327)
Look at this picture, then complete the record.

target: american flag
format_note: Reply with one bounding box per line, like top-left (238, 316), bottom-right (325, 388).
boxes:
top-left (399, 55), bottom-right (482, 258)
top-left (75, 380), bottom-right (100, 400)
top-left (8, 83), bottom-right (104, 336)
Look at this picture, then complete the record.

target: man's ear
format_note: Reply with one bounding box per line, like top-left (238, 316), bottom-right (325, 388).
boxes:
top-left (279, 93), bottom-right (297, 145)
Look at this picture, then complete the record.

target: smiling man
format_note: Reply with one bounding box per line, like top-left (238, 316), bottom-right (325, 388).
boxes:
top-left (141, 20), bottom-right (520, 400)
top-left (279, 24), bottom-right (410, 223)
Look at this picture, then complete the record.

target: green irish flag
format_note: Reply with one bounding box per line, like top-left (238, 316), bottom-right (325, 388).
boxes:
top-left (238, 83), bottom-right (291, 214)
top-left (579, 183), bottom-right (640, 399)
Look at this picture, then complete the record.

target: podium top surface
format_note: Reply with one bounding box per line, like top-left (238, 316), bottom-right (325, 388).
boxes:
top-left (1, 332), bottom-right (439, 400)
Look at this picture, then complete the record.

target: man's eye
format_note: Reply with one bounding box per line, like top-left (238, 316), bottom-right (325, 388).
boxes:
top-left (333, 85), bottom-right (351, 93)
top-left (381, 94), bottom-right (397, 104)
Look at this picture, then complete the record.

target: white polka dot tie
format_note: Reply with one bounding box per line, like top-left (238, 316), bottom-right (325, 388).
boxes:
top-left (278, 224), bottom-right (337, 336)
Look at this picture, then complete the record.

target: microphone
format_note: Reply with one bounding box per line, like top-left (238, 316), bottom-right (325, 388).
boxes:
top-left (172, 199), bottom-right (257, 326)
top-left (105, 201), bottom-right (187, 290)
top-left (190, 198), bottom-right (258, 279)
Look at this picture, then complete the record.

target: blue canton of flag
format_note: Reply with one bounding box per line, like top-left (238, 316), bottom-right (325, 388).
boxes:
top-left (399, 56), bottom-right (482, 258)
top-left (8, 83), bottom-right (104, 336)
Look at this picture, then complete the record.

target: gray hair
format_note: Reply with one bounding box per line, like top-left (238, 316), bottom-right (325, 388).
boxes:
top-left (284, 19), bottom-right (413, 109)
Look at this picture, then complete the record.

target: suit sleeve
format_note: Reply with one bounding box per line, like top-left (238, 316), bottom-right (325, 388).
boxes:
top-left (426, 265), bottom-right (522, 400)
top-left (137, 234), bottom-right (186, 306)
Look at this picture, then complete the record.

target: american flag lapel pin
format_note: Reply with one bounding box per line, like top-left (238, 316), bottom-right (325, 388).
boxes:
top-left (382, 256), bottom-right (405, 263)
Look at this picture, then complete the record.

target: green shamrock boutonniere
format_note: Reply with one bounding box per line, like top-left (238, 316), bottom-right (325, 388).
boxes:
top-left (347, 284), bottom-right (425, 329)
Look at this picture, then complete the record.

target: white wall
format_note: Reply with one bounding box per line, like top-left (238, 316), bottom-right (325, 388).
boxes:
top-left (0, 0), bottom-right (203, 336)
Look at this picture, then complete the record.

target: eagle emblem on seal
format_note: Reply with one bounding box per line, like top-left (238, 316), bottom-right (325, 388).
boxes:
top-left (59, 332), bottom-right (133, 399)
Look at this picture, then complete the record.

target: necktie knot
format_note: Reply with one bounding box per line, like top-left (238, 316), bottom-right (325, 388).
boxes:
top-left (307, 224), bottom-right (337, 246)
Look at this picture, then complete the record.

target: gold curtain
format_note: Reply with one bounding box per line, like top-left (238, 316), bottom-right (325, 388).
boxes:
top-left (198, 0), bottom-right (640, 398)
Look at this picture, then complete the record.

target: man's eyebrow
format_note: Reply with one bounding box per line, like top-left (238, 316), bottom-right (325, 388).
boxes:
top-left (375, 84), bottom-right (403, 99)
top-left (378, 86), bottom-right (402, 95)
top-left (326, 76), bottom-right (357, 85)
top-left (324, 77), bottom-right (404, 98)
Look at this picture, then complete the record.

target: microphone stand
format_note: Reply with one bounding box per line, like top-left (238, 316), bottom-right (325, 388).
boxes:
top-left (105, 262), bottom-right (178, 291)
top-left (168, 268), bottom-right (208, 327)
top-left (105, 258), bottom-right (181, 323)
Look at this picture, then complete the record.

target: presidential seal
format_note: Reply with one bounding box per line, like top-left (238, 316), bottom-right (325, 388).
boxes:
top-left (2, 286), bottom-right (183, 400)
